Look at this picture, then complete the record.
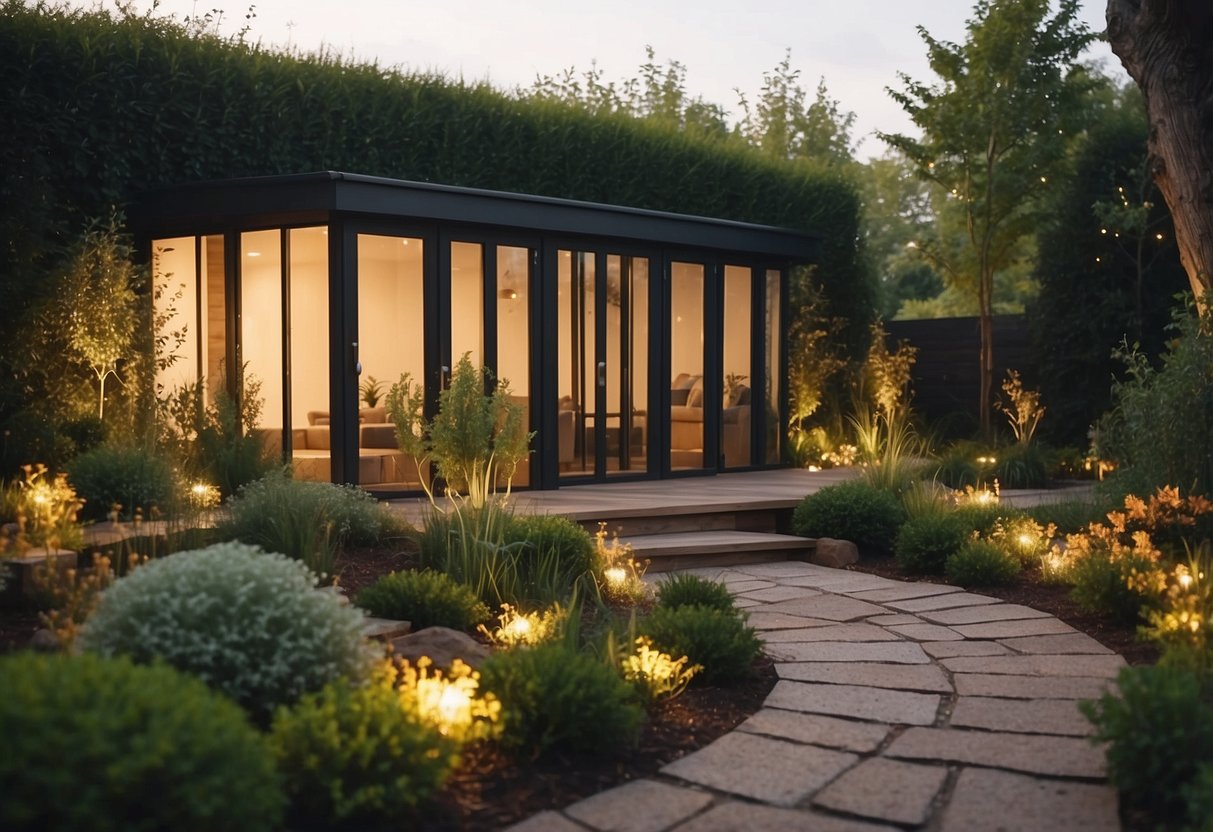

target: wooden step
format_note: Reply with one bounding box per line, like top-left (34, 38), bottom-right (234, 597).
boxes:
top-left (581, 507), bottom-right (790, 537)
top-left (622, 530), bottom-right (815, 573)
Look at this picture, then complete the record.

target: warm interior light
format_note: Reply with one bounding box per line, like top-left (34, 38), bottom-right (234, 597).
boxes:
top-left (499, 288), bottom-right (518, 300)
top-left (246, 251), bottom-right (261, 257)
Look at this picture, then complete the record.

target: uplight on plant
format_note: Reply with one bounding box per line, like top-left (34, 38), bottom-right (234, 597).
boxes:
top-left (397, 657), bottom-right (500, 743)
top-left (594, 523), bottom-right (650, 605)
top-left (621, 637), bottom-right (701, 704)
top-left (481, 603), bottom-right (564, 647)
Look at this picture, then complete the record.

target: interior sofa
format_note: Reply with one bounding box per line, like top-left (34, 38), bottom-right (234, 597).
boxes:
top-left (669, 373), bottom-right (751, 467)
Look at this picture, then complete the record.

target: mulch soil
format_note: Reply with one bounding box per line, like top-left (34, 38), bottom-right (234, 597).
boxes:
top-left (0, 542), bottom-right (1152, 830)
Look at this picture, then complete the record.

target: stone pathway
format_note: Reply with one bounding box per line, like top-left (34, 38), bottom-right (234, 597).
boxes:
top-left (507, 561), bottom-right (1123, 832)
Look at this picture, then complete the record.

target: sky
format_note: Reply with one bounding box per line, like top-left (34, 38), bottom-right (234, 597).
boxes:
top-left (101, 0), bottom-right (1124, 159)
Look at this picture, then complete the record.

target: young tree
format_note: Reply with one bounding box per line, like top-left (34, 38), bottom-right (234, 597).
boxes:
top-left (736, 53), bottom-right (857, 165)
top-left (1106, 1), bottom-right (1213, 305)
top-left (881, 0), bottom-right (1095, 435)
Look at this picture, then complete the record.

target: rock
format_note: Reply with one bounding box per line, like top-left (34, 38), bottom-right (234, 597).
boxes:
top-left (810, 538), bottom-right (859, 568)
top-left (29, 629), bottom-right (60, 652)
top-left (391, 626), bottom-right (490, 669)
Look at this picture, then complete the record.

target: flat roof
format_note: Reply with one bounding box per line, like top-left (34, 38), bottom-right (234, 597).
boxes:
top-left (134, 171), bottom-right (821, 261)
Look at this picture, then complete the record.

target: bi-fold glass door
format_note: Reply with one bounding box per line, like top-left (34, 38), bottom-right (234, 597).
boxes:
top-left (556, 247), bottom-right (651, 481)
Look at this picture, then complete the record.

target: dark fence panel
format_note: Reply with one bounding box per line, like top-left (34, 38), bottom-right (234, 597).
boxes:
top-left (886, 315), bottom-right (1035, 436)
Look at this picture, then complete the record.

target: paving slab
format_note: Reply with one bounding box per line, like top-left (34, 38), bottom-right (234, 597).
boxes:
top-left (939, 768), bottom-right (1121, 832)
top-left (731, 596), bottom-right (764, 609)
top-left (765, 641), bottom-right (931, 664)
top-left (762, 622), bottom-right (904, 642)
top-left (885, 727), bottom-right (1107, 778)
top-left (997, 632), bottom-right (1115, 655)
top-left (778, 574), bottom-right (902, 594)
top-left (949, 696), bottom-right (1095, 737)
top-left (922, 640), bottom-right (1012, 659)
top-left (737, 708), bottom-right (890, 753)
top-left (865, 613), bottom-right (922, 626)
top-left (747, 611), bottom-right (838, 630)
top-left (777, 661), bottom-right (953, 693)
top-left (721, 579), bottom-right (776, 594)
top-left (760, 625), bottom-right (858, 642)
top-left (736, 585), bottom-right (820, 603)
top-left (564, 779), bottom-right (712, 832)
top-left (505, 810), bottom-right (587, 832)
top-left (886, 592), bottom-right (999, 613)
top-left (850, 583), bottom-right (961, 603)
top-left (922, 604), bottom-right (1052, 625)
top-left (672, 801), bottom-right (897, 832)
top-left (954, 673), bottom-right (1117, 700)
top-left (950, 617), bottom-right (1077, 639)
top-left (813, 757), bottom-right (948, 826)
top-left (941, 653), bottom-right (1126, 678)
top-left (734, 561), bottom-right (828, 579)
top-left (888, 622), bottom-right (964, 641)
top-left (759, 594), bottom-right (888, 621)
top-left (661, 732), bottom-right (857, 807)
top-left (765, 679), bottom-right (941, 725)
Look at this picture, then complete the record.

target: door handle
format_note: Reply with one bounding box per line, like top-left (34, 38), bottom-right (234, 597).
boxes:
top-left (352, 341), bottom-right (361, 375)
top-left (597, 361), bottom-right (606, 387)
top-left (441, 365), bottom-right (451, 389)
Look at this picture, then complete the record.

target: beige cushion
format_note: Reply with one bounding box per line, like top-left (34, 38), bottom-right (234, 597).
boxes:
top-left (307, 410), bottom-right (329, 426)
top-left (359, 406), bottom-right (387, 424)
top-left (304, 426), bottom-right (331, 450)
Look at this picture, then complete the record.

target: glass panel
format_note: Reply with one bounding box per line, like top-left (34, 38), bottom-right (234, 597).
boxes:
top-left (670, 261), bottom-right (705, 471)
top-left (605, 255), bottom-right (648, 476)
top-left (765, 269), bottom-right (782, 464)
top-left (450, 241), bottom-right (483, 368)
top-left (558, 250), bottom-right (595, 476)
top-left (288, 227), bottom-right (329, 481)
top-left (241, 230), bottom-right (283, 457)
top-left (152, 237), bottom-right (198, 396)
top-left (356, 234), bottom-right (426, 489)
top-left (202, 235), bottom-right (226, 404)
top-left (496, 245), bottom-right (530, 487)
top-left (723, 265), bottom-right (752, 468)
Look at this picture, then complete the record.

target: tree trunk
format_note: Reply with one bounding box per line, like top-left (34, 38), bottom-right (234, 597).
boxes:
top-left (1107, 0), bottom-right (1213, 304)
top-left (979, 297), bottom-right (994, 439)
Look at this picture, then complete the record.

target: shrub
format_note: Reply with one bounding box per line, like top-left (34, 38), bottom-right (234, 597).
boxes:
top-left (656, 573), bottom-right (735, 613)
top-left (356, 569), bottom-right (490, 630)
top-left (0, 653), bottom-right (282, 832)
top-left (270, 670), bottom-right (461, 828)
top-left (1182, 763), bottom-right (1213, 831)
top-left (640, 604), bottom-right (763, 685)
top-left (1028, 499), bottom-right (1111, 534)
top-left (77, 541), bottom-right (375, 721)
top-left (945, 539), bottom-right (1022, 586)
top-left (220, 470), bottom-right (407, 571)
top-left (1068, 549), bottom-right (1157, 624)
top-left (994, 443), bottom-right (1049, 489)
top-left (952, 501), bottom-right (1022, 536)
top-left (895, 513), bottom-right (969, 574)
top-left (503, 513), bottom-right (595, 582)
top-left (479, 643), bottom-right (644, 758)
top-left (67, 443), bottom-right (178, 521)
top-left (792, 479), bottom-right (904, 554)
top-left (620, 637), bottom-right (701, 704)
top-left (1082, 664), bottom-right (1213, 824)
top-left (932, 440), bottom-right (985, 489)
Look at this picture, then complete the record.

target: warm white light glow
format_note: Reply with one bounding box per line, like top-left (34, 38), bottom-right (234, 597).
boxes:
top-left (1179, 573), bottom-right (1193, 590)
top-left (438, 685), bottom-right (470, 725)
top-left (507, 616), bottom-right (532, 637)
top-left (604, 567), bottom-right (627, 585)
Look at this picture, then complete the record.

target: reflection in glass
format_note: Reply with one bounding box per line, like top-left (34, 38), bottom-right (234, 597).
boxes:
top-left (241, 229), bottom-right (283, 455)
top-left (450, 241), bottom-right (483, 368)
top-left (669, 262), bottom-right (705, 470)
top-left (557, 250), bottom-right (595, 476)
top-left (497, 245), bottom-right (531, 487)
top-left (723, 265), bottom-right (752, 468)
top-left (765, 269), bottom-right (782, 464)
top-left (288, 227), bottom-right (329, 478)
top-left (605, 255), bottom-right (648, 476)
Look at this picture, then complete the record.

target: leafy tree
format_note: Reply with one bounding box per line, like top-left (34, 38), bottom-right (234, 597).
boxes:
top-left (881, 0), bottom-right (1096, 435)
top-left (1029, 82), bottom-right (1187, 445)
top-left (1107, 1), bottom-right (1213, 305)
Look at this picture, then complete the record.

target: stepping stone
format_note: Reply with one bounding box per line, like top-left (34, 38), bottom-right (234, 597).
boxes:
top-left (922, 604), bottom-right (1051, 625)
top-left (939, 768), bottom-right (1120, 832)
top-left (765, 641), bottom-right (931, 664)
top-left (941, 654), bottom-right (1126, 679)
top-left (739, 585), bottom-right (823, 603)
top-left (951, 618), bottom-right (1077, 639)
top-left (923, 640), bottom-right (1012, 659)
top-left (732, 596), bottom-right (764, 609)
top-left (950, 696), bottom-right (1095, 737)
top-left (760, 595), bottom-right (888, 621)
top-left (765, 680), bottom-right (941, 725)
top-left (997, 632), bottom-right (1114, 655)
top-left (851, 583), bottom-right (960, 603)
top-left (661, 732), bottom-right (857, 807)
top-left (361, 617), bottom-right (411, 639)
top-left (954, 673), bottom-right (1116, 700)
top-left (763, 623), bottom-right (904, 642)
top-left (887, 593), bottom-right (999, 613)
top-left (813, 757), bottom-right (948, 826)
top-left (888, 623), bottom-right (964, 641)
top-left (779, 574), bottom-right (901, 594)
top-left (735, 561), bottom-right (828, 579)
top-left (564, 779), bottom-right (712, 832)
top-left (748, 611), bottom-right (838, 630)
top-left (777, 661), bottom-right (953, 693)
top-left (673, 801), bottom-right (898, 832)
top-left (504, 810), bottom-right (583, 832)
top-left (866, 613), bottom-right (922, 626)
top-left (885, 727), bottom-right (1107, 778)
top-left (738, 708), bottom-right (890, 753)
top-left (724, 579), bottom-right (777, 593)
top-left (762, 624), bottom-right (879, 643)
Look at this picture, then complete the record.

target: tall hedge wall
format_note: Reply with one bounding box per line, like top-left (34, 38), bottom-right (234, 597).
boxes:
top-left (0, 1), bottom-right (872, 470)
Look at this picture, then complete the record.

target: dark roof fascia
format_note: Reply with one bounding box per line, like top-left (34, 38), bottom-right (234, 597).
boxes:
top-left (133, 171), bottom-right (821, 262)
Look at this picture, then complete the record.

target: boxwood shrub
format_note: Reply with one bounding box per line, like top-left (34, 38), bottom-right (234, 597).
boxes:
top-left (792, 479), bottom-right (904, 554)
